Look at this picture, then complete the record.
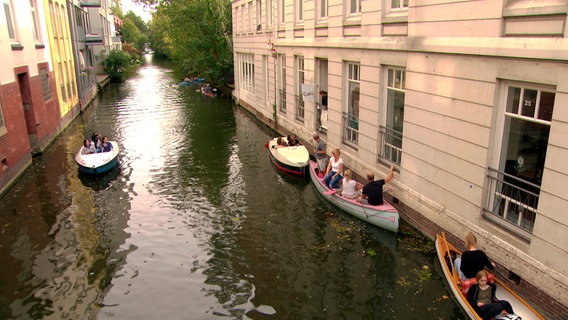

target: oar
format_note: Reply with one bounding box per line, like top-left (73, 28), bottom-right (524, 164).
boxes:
top-left (323, 189), bottom-right (337, 195)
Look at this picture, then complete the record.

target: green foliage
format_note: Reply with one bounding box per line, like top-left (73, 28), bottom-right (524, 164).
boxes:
top-left (98, 49), bottom-right (136, 82)
top-left (148, 0), bottom-right (233, 89)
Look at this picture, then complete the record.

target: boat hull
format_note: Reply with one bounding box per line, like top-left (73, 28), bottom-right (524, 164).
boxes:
top-left (308, 160), bottom-right (399, 233)
top-left (267, 137), bottom-right (309, 177)
top-left (75, 141), bottom-right (120, 175)
top-left (435, 232), bottom-right (545, 320)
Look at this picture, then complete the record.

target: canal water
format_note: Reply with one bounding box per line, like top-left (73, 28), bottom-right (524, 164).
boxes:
top-left (0, 56), bottom-right (463, 319)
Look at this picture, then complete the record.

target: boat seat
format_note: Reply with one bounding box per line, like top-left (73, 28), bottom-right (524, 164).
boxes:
top-left (459, 273), bottom-right (494, 295)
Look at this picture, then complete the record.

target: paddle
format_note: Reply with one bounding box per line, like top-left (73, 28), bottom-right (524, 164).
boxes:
top-left (323, 189), bottom-right (337, 195)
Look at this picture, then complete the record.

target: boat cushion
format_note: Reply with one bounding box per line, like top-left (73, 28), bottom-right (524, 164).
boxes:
top-left (459, 273), bottom-right (494, 295)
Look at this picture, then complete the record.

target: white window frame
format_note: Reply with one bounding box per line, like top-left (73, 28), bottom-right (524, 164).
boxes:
top-left (239, 53), bottom-right (255, 94)
top-left (4, 0), bottom-right (17, 41)
top-left (295, 56), bottom-right (305, 121)
top-left (30, 0), bottom-right (41, 42)
top-left (266, 0), bottom-right (272, 26)
top-left (296, 0), bottom-right (303, 22)
top-left (380, 66), bottom-right (406, 165)
top-left (279, 0), bottom-right (285, 24)
top-left (278, 54), bottom-right (287, 112)
top-left (348, 0), bottom-right (361, 15)
top-left (318, 0), bottom-right (328, 20)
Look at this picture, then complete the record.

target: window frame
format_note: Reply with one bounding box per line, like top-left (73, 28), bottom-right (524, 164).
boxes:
top-left (4, 0), bottom-right (18, 41)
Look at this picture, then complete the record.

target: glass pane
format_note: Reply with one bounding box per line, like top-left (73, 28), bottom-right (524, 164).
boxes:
top-left (538, 91), bottom-right (555, 121)
top-left (521, 89), bottom-right (537, 118)
top-left (348, 82), bottom-right (360, 117)
top-left (5, 3), bottom-right (15, 39)
top-left (388, 69), bottom-right (394, 87)
top-left (506, 87), bottom-right (521, 114)
top-left (391, 0), bottom-right (399, 8)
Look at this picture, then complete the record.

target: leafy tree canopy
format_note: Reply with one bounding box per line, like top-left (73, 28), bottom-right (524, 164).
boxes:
top-left (143, 0), bottom-right (233, 90)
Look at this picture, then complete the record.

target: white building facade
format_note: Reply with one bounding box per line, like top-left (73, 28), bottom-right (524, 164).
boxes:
top-left (232, 0), bottom-right (568, 318)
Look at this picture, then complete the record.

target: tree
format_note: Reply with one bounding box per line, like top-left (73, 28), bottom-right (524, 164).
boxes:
top-left (147, 0), bottom-right (233, 89)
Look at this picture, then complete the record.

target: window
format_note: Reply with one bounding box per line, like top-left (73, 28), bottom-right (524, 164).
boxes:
top-left (391, 0), bottom-right (409, 10)
top-left (40, 68), bottom-right (52, 101)
top-left (279, 0), bottom-right (285, 23)
top-left (318, 0), bottom-right (328, 19)
top-left (238, 53), bottom-right (255, 94)
top-left (485, 83), bottom-right (554, 235)
top-left (349, 0), bottom-right (361, 14)
top-left (295, 56), bottom-right (305, 121)
top-left (0, 99), bottom-right (6, 134)
top-left (316, 59), bottom-right (328, 132)
top-left (266, 0), bottom-right (272, 26)
top-left (278, 54), bottom-right (287, 112)
top-left (343, 62), bottom-right (360, 145)
top-left (4, 0), bottom-right (17, 41)
top-left (256, 0), bottom-right (262, 29)
top-left (380, 67), bottom-right (405, 164)
top-left (30, 0), bottom-right (41, 41)
top-left (296, 0), bottom-right (303, 22)
top-left (58, 63), bottom-right (66, 101)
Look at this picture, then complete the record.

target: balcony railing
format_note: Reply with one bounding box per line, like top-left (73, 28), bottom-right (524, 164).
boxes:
top-left (484, 167), bottom-right (540, 235)
top-left (378, 126), bottom-right (402, 165)
top-left (342, 112), bottom-right (359, 146)
top-left (279, 89), bottom-right (286, 112)
top-left (80, 0), bottom-right (101, 7)
top-left (295, 94), bottom-right (304, 121)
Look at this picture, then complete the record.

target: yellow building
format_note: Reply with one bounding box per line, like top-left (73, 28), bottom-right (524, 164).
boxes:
top-left (44, 0), bottom-right (80, 125)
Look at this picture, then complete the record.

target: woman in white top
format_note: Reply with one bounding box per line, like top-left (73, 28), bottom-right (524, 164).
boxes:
top-left (341, 169), bottom-right (362, 199)
top-left (324, 148), bottom-right (344, 189)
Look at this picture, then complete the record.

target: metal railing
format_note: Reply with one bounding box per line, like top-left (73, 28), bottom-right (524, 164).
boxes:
top-left (295, 94), bottom-right (304, 121)
top-left (342, 112), bottom-right (359, 145)
top-left (315, 102), bottom-right (327, 134)
top-left (484, 168), bottom-right (540, 233)
top-left (378, 126), bottom-right (402, 165)
top-left (278, 89), bottom-right (286, 112)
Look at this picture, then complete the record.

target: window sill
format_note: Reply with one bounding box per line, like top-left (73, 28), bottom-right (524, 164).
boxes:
top-left (35, 43), bottom-right (45, 49)
top-left (11, 43), bottom-right (24, 50)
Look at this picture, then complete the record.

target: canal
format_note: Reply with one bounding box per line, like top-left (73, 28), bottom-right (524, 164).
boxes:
top-left (0, 56), bottom-right (463, 319)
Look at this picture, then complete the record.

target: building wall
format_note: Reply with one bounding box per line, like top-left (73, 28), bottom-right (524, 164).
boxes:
top-left (44, 0), bottom-right (80, 125)
top-left (1, 0), bottom-right (61, 194)
top-left (232, 0), bottom-right (568, 318)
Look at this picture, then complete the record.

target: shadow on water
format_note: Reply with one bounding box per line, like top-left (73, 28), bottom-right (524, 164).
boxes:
top-left (78, 166), bottom-right (121, 191)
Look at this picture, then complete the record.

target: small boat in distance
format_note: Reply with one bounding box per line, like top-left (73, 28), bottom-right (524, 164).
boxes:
top-left (435, 232), bottom-right (545, 320)
top-left (75, 141), bottom-right (120, 175)
top-left (308, 160), bottom-right (399, 233)
top-left (266, 137), bottom-right (309, 177)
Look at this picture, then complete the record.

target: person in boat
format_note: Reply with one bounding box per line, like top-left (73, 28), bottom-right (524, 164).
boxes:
top-left (341, 169), bottom-right (362, 199)
top-left (287, 134), bottom-right (300, 146)
top-left (91, 132), bottom-right (102, 153)
top-left (358, 165), bottom-right (394, 206)
top-left (312, 132), bottom-right (328, 175)
top-left (324, 148), bottom-right (344, 189)
top-left (455, 232), bottom-right (496, 280)
top-left (101, 136), bottom-right (113, 152)
top-left (275, 137), bottom-right (288, 148)
top-left (81, 139), bottom-right (97, 155)
top-left (467, 270), bottom-right (514, 320)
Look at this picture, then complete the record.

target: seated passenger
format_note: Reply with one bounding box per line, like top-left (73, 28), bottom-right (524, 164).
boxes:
top-left (455, 232), bottom-right (496, 280)
top-left (101, 136), bottom-right (113, 153)
top-left (341, 169), bottom-right (362, 199)
top-left (91, 132), bottom-right (102, 153)
top-left (81, 139), bottom-right (97, 155)
top-left (275, 137), bottom-right (288, 148)
top-left (287, 134), bottom-right (301, 146)
top-left (359, 165), bottom-right (394, 205)
top-left (467, 270), bottom-right (514, 320)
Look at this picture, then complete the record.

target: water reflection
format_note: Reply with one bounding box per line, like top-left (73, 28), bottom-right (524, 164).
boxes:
top-left (0, 55), bottom-right (462, 319)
